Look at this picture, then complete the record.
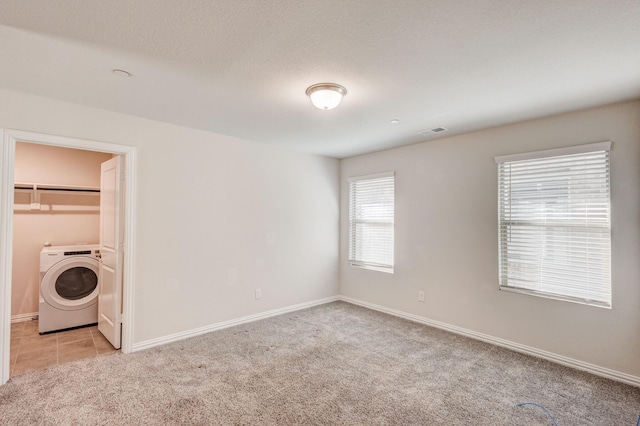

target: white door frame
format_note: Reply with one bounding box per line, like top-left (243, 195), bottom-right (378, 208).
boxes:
top-left (0, 129), bottom-right (137, 385)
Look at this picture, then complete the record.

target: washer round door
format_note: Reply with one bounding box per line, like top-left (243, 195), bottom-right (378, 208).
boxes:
top-left (41, 257), bottom-right (99, 311)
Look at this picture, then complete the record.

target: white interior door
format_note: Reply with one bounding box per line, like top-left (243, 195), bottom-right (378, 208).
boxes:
top-left (98, 156), bottom-right (123, 349)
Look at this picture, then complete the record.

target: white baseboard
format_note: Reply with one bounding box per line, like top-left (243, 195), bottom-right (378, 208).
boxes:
top-left (11, 312), bottom-right (38, 323)
top-left (339, 296), bottom-right (640, 388)
top-left (133, 296), bottom-right (340, 352)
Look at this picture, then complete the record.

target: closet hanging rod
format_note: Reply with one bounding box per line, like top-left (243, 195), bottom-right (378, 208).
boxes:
top-left (14, 182), bottom-right (100, 193)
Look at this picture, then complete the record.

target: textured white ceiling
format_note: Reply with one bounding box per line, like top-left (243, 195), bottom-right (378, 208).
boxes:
top-left (0, 0), bottom-right (639, 158)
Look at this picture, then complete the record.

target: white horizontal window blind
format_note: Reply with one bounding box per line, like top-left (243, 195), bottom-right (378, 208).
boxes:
top-left (496, 142), bottom-right (611, 307)
top-left (349, 172), bottom-right (395, 273)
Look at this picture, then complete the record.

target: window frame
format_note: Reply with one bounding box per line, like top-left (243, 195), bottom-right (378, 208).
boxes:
top-left (495, 141), bottom-right (612, 308)
top-left (348, 171), bottom-right (395, 274)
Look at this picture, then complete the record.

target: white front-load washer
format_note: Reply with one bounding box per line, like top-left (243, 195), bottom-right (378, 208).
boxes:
top-left (39, 245), bottom-right (100, 334)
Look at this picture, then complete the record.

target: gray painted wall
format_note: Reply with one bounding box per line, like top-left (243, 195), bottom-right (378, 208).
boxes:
top-left (340, 100), bottom-right (640, 377)
top-left (0, 88), bottom-right (340, 344)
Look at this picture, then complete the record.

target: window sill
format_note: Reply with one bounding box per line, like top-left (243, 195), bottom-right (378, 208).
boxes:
top-left (499, 286), bottom-right (611, 309)
top-left (349, 262), bottom-right (394, 274)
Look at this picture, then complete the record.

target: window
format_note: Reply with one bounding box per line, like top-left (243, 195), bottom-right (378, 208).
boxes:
top-left (495, 142), bottom-right (611, 307)
top-left (349, 172), bottom-right (395, 273)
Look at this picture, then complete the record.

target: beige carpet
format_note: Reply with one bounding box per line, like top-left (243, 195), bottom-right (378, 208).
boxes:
top-left (1, 301), bottom-right (639, 425)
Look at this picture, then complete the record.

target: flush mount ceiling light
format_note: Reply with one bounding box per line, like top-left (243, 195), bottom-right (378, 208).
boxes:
top-left (305, 83), bottom-right (347, 110)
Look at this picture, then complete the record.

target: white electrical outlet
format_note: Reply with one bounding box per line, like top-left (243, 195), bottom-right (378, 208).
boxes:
top-left (418, 291), bottom-right (425, 302)
top-left (255, 288), bottom-right (262, 300)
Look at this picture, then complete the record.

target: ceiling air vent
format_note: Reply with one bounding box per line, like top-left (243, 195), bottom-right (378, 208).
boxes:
top-left (418, 127), bottom-right (448, 136)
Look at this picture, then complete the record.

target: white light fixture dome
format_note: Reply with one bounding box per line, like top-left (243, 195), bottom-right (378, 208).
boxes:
top-left (306, 83), bottom-right (347, 110)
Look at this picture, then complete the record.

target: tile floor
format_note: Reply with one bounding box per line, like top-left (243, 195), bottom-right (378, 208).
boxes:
top-left (10, 320), bottom-right (117, 377)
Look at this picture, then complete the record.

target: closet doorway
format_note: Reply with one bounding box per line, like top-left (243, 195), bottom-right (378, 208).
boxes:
top-left (0, 129), bottom-right (137, 385)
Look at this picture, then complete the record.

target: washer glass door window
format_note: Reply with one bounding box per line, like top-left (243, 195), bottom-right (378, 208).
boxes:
top-left (55, 267), bottom-right (98, 300)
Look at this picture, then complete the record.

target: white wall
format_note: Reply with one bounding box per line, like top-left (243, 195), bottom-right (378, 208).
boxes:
top-left (12, 143), bottom-right (111, 317)
top-left (0, 88), bottom-right (339, 344)
top-left (340, 100), bottom-right (640, 378)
